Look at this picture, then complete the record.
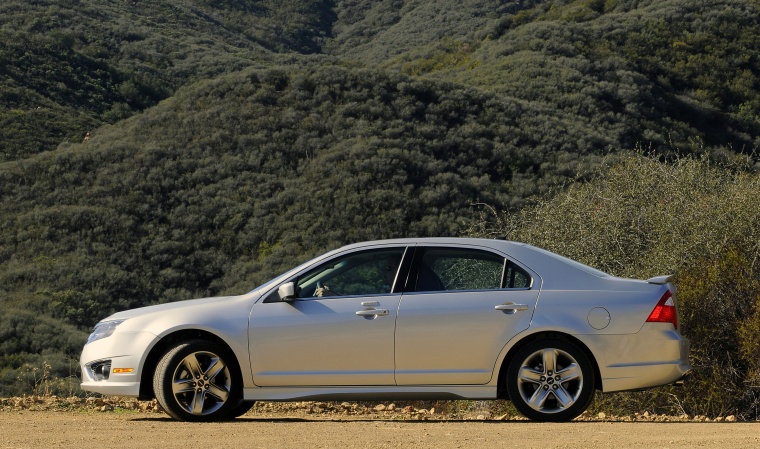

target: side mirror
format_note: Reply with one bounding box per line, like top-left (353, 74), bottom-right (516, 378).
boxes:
top-left (278, 282), bottom-right (296, 302)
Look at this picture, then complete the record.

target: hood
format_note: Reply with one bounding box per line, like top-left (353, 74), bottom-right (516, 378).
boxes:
top-left (104, 296), bottom-right (234, 322)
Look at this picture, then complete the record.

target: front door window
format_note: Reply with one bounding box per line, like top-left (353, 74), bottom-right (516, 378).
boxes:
top-left (296, 248), bottom-right (405, 298)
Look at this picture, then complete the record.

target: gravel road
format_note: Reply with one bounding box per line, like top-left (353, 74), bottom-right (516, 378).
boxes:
top-left (1, 411), bottom-right (759, 449)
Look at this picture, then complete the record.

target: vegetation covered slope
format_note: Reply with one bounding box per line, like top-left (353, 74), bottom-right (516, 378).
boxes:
top-left (1, 0), bottom-right (759, 416)
top-left (0, 65), bottom-right (608, 393)
top-left (0, 0), bottom-right (331, 160)
top-left (4, 0), bottom-right (760, 161)
top-left (470, 154), bottom-right (760, 419)
top-left (385, 0), bottom-right (760, 154)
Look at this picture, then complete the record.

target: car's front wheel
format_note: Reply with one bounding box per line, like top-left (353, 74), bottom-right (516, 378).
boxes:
top-left (506, 338), bottom-right (595, 422)
top-left (221, 400), bottom-right (256, 419)
top-left (153, 339), bottom-right (241, 421)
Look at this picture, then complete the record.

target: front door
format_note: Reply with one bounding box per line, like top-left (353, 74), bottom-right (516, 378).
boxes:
top-left (249, 247), bottom-right (407, 386)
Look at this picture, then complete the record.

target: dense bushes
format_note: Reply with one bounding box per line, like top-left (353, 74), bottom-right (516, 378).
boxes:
top-left (0, 66), bottom-right (561, 314)
top-left (2, 0), bottom-right (760, 410)
top-left (389, 1), bottom-right (760, 155)
top-left (1, 65), bottom-right (601, 396)
top-left (469, 154), bottom-right (760, 419)
top-left (4, 1), bottom-right (760, 160)
top-left (0, 0), bottom-right (274, 160)
top-left (0, 309), bottom-right (86, 397)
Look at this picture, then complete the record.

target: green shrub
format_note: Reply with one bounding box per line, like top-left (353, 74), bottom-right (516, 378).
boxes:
top-left (469, 153), bottom-right (760, 419)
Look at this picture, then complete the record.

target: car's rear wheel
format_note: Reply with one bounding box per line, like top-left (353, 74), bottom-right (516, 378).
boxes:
top-left (153, 339), bottom-right (241, 422)
top-left (506, 338), bottom-right (595, 422)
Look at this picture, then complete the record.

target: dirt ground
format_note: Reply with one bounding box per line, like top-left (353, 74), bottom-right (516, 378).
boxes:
top-left (1, 409), bottom-right (759, 449)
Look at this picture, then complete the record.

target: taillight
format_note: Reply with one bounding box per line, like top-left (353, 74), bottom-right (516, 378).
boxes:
top-left (646, 290), bottom-right (678, 329)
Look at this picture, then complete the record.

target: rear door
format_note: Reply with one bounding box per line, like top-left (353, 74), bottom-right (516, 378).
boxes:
top-left (394, 245), bottom-right (539, 385)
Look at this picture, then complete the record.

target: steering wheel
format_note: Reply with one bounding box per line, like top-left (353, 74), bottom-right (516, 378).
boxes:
top-left (314, 281), bottom-right (338, 297)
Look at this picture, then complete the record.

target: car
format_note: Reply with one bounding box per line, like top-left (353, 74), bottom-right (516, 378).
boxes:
top-left (80, 238), bottom-right (691, 422)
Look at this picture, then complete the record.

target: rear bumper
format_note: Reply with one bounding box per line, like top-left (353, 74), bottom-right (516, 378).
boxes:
top-left (602, 358), bottom-right (692, 392)
top-left (579, 323), bottom-right (692, 393)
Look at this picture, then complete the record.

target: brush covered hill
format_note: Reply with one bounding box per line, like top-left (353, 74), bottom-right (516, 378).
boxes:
top-left (0, 0), bottom-right (331, 160)
top-left (0, 64), bottom-right (607, 393)
top-left (1, 0), bottom-right (760, 399)
top-left (3, 0), bottom-right (760, 161)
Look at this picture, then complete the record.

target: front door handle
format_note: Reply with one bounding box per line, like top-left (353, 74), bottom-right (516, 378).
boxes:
top-left (495, 303), bottom-right (529, 314)
top-left (356, 309), bottom-right (389, 317)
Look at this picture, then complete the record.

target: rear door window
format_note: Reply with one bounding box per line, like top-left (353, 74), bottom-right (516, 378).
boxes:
top-left (412, 247), bottom-right (532, 292)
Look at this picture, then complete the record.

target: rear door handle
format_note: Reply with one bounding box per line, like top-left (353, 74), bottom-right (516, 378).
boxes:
top-left (495, 303), bottom-right (529, 314)
top-left (356, 309), bottom-right (389, 317)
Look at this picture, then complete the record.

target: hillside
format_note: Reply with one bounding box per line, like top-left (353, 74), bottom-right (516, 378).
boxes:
top-left (0, 65), bottom-right (590, 320)
top-left (0, 64), bottom-right (603, 393)
top-left (1, 0), bottom-right (759, 407)
top-left (4, 1), bottom-right (760, 161)
top-left (381, 0), bottom-right (760, 154)
top-left (0, 0), bottom-right (328, 160)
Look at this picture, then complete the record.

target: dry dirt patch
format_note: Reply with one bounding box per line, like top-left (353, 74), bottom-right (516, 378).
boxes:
top-left (1, 411), bottom-right (759, 449)
top-left (1, 398), bottom-right (759, 449)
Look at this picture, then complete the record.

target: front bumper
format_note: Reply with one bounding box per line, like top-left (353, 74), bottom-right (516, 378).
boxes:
top-left (80, 330), bottom-right (157, 397)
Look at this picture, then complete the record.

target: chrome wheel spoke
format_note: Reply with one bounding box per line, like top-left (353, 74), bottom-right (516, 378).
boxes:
top-left (518, 366), bottom-right (544, 384)
top-left (183, 354), bottom-right (203, 379)
top-left (190, 390), bottom-right (206, 415)
top-left (205, 358), bottom-right (225, 381)
top-left (172, 378), bottom-right (195, 395)
top-left (558, 363), bottom-right (582, 383)
top-left (207, 384), bottom-right (229, 402)
top-left (553, 385), bottom-right (574, 409)
top-left (528, 386), bottom-right (550, 409)
top-left (542, 349), bottom-right (557, 374)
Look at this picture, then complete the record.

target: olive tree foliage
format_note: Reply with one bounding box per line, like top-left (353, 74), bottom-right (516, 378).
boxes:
top-left (468, 153), bottom-right (760, 419)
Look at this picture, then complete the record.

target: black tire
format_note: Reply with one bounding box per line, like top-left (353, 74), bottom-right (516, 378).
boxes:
top-left (221, 400), bottom-right (256, 420)
top-left (506, 338), bottom-right (595, 422)
top-left (153, 339), bottom-right (242, 422)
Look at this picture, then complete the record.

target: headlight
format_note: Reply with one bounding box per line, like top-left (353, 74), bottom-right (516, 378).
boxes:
top-left (86, 319), bottom-right (126, 344)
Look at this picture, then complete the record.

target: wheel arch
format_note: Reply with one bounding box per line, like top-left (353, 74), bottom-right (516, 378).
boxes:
top-left (138, 329), bottom-right (243, 400)
top-left (496, 331), bottom-right (602, 399)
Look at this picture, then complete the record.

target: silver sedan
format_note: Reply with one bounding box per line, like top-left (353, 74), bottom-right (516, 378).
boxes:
top-left (80, 238), bottom-right (691, 422)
